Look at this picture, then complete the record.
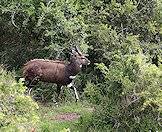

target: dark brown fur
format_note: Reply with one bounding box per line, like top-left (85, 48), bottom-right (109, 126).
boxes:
top-left (23, 59), bottom-right (82, 85)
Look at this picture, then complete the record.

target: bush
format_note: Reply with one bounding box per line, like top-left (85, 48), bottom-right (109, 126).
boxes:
top-left (0, 66), bottom-right (39, 131)
top-left (0, 0), bottom-right (89, 70)
top-left (84, 82), bottom-right (102, 105)
top-left (86, 54), bottom-right (162, 131)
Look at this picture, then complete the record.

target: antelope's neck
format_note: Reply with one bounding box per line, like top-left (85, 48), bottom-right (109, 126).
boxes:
top-left (66, 61), bottom-right (81, 76)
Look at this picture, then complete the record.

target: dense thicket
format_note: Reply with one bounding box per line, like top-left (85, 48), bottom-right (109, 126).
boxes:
top-left (0, 0), bottom-right (162, 131)
top-left (0, 0), bottom-right (162, 68)
top-left (0, 66), bottom-right (39, 131)
top-left (0, 0), bottom-right (89, 70)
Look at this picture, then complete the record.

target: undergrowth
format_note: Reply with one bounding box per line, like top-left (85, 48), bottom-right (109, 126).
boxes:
top-left (37, 101), bottom-right (93, 132)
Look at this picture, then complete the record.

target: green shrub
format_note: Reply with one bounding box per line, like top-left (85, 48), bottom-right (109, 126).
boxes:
top-left (87, 53), bottom-right (162, 131)
top-left (84, 82), bottom-right (102, 105)
top-left (0, 0), bottom-right (88, 70)
top-left (0, 66), bottom-right (39, 131)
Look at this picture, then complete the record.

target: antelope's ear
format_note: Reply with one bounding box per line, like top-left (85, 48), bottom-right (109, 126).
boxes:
top-left (72, 49), bottom-right (75, 53)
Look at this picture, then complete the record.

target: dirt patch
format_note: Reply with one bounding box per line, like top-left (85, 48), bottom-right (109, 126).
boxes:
top-left (53, 113), bottom-right (80, 121)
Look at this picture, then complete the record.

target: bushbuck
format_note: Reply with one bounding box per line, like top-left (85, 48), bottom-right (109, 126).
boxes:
top-left (22, 46), bottom-right (90, 102)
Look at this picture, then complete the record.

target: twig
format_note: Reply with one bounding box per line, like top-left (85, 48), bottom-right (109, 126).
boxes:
top-left (11, 11), bottom-right (18, 28)
top-left (157, 111), bottom-right (162, 127)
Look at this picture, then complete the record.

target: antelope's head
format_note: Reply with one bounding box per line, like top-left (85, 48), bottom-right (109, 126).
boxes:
top-left (70, 46), bottom-right (90, 67)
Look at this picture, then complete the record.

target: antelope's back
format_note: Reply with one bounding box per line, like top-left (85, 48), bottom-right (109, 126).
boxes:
top-left (23, 59), bottom-right (66, 83)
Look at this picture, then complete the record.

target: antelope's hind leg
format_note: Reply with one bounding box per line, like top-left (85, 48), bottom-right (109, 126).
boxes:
top-left (55, 85), bottom-right (62, 104)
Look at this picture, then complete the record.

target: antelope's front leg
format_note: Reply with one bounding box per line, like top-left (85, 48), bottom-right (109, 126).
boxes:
top-left (67, 83), bottom-right (79, 102)
top-left (24, 76), bottom-right (39, 95)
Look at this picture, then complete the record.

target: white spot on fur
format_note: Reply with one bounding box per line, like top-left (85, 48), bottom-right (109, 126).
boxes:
top-left (69, 76), bottom-right (76, 79)
top-left (80, 65), bottom-right (82, 68)
top-left (67, 83), bottom-right (73, 88)
top-left (19, 78), bottom-right (25, 82)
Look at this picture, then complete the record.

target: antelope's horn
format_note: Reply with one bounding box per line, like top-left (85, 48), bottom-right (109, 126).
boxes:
top-left (75, 46), bottom-right (82, 55)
